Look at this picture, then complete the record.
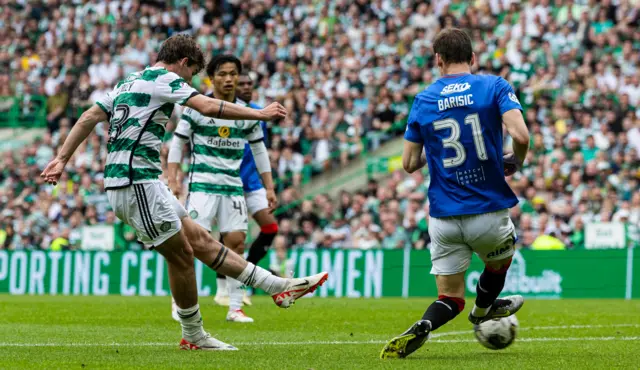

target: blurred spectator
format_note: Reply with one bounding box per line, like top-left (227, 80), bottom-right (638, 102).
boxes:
top-left (352, 213), bottom-right (382, 249)
top-left (278, 146), bottom-right (304, 188)
top-left (46, 84), bottom-right (68, 132)
top-left (1, 0), bottom-right (639, 251)
top-left (381, 218), bottom-right (410, 250)
top-left (270, 235), bottom-right (296, 278)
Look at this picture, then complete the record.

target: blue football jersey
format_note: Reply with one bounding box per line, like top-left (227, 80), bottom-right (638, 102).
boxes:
top-left (404, 73), bottom-right (521, 218)
top-left (240, 102), bottom-right (268, 192)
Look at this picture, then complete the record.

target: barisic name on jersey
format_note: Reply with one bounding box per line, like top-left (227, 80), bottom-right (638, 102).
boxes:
top-left (438, 94), bottom-right (474, 111)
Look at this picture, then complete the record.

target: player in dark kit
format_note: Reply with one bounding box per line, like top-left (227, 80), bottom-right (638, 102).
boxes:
top-left (380, 28), bottom-right (530, 359)
top-left (213, 71), bottom-right (279, 306)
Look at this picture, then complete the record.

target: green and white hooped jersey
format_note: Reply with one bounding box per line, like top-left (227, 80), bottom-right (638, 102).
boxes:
top-left (96, 67), bottom-right (199, 190)
top-left (175, 99), bottom-right (263, 197)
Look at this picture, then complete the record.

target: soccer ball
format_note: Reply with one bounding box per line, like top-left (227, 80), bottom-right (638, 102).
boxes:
top-left (473, 315), bottom-right (519, 350)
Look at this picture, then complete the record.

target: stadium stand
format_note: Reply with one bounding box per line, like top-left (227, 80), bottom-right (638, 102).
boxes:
top-left (0, 0), bottom-right (638, 251)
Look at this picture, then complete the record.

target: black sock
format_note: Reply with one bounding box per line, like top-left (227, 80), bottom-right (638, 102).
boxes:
top-left (246, 231), bottom-right (277, 265)
top-left (475, 265), bottom-right (509, 309)
top-left (421, 296), bottom-right (465, 331)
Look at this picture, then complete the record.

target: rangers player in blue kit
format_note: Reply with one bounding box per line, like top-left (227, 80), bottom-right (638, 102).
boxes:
top-left (380, 28), bottom-right (531, 359)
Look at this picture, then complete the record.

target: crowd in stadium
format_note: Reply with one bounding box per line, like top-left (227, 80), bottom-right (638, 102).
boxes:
top-left (0, 0), bottom-right (639, 250)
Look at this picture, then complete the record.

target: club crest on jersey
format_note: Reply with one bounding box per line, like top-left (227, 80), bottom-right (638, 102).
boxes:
top-left (218, 126), bottom-right (230, 138)
top-left (508, 92), bottom-right (521, 105)
top-left (234, 120), bottom-right (245, 128)
top-left (440, 82), bottom-right (471, 95)
top-left (160, 222), bottom-right (172, 232)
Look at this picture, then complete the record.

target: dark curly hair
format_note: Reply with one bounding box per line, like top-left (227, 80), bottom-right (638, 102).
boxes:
top-left (156, 34), bottom-right (205, 74)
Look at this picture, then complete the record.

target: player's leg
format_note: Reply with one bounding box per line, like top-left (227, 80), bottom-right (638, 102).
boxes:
top-left (221, 229), bottom-right (253, 322)
top-left (155, 231), bottom-right (235, 350)
top-left (468, 256), bottom-right (523, 324)
top-left (464, 209), bottom-right (524, 324)
top-left (183, 193), bottom-right (229, 306)
top-left (216, 195), bottom-right (252, 321)
top-left (111, 183), bottom-right (235, 350)
top-left (243, 188), bottom-right (278, 304)
top-left (183, 216), bottom-right (327, 307)
top-left (214, 236), bottom-right (230, 306)
top-left (423, 273), bottom-right (467, 330)
top-left (381, 216), bottom-right (469, 359)
top-left (174, 184), bottom-right (326, 308)
top-left (172, 188), bottom-right (325, 314)
top-left (245, 188), bottom-right (278, 266)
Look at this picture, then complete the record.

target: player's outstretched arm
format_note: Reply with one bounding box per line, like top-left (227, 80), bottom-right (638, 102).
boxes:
top-left (402, 140), bottom-right (427, 174)
top-left (185, 94), bottom-right (286, 122)
top-left (502, 108), bottom-right (530, 169)
top-left (41, 105), bottom-right (107, 185)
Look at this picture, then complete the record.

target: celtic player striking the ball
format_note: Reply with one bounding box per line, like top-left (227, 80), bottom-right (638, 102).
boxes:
top-left (43, 36), bottom-right (328, 352)
top-left (168, 54), bottom-right (277, 324)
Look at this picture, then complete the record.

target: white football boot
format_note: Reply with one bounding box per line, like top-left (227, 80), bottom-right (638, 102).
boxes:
top-left (271, 272), bottom-right (329, 308)
top-left (179, 332), bottom-right (238, 351)
top-left (226, 309), bottom-right (254, 323)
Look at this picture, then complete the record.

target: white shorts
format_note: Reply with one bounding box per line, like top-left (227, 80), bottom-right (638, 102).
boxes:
top-left (245, 188), bottom-right (269, 216)
top-left (186, 192), bottom-right (248, 233)
top-left (107, 182), bottom-right (187, 248)
top-left (428, 209), bottom-right (516, 275)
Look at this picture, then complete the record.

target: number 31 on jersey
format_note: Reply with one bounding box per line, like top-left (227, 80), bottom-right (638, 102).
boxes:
top-left (434, 113), bottom-right (487, 168)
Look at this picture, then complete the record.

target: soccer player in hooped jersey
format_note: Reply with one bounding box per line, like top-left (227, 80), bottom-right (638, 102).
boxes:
top-left (211, 70), bottom-right (279, 307)
top-left (41, 35), bottom-right (328, 351)
top-left (167, 55), bottom-right (273, 323)
top-left (380, 29), bottom-right (530, 359)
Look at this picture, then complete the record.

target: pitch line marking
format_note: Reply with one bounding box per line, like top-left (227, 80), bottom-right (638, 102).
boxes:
top-left (0, 337), bottom-right (639, 347)
top-left (433, 323), bottom-right (640, 338)
top-left (0, 324), bottom-right (638, 347)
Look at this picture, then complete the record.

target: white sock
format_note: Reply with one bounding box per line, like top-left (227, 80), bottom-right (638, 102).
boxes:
top-left (227, 278), bottom-right (244, 311)
top-left (471, 304), bottom-right (491, 317)
top-left (216, 278), bottom-right (228, 297)
top-left (177, 304), bottom-right (206, 342)
top-left (237, 262), bottom-right (287, 295)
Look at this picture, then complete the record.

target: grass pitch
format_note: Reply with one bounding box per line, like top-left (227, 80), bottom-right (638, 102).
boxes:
top-left (0, 295), bottom-right (639, 369)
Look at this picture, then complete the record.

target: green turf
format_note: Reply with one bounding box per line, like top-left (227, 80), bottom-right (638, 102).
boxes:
top-left (0, 296), bottom-right (639, 369)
